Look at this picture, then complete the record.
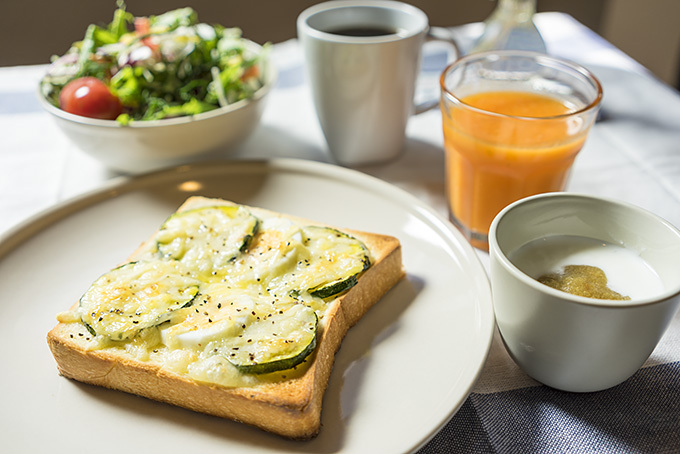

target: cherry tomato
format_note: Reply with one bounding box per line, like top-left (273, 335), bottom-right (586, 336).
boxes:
top-left (59, 77), bottom-right (123, 120)
top-left (241, 65), bottom-right (259, 81)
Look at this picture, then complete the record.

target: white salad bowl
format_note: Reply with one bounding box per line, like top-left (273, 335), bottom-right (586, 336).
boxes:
top-left (39, 41), bottom-right (275, 174)
top-left (489, 193), bottom-right (680, 393)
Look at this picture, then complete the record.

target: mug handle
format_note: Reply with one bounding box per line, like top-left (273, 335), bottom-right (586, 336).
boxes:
top-left (414, 26), bottom-right (461, 115)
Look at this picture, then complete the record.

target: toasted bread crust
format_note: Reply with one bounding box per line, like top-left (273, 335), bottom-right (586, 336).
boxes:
top-left (47, 197), bottom-right (403, 439)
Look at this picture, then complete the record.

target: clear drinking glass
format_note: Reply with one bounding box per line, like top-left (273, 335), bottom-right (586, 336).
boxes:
top-left (440, 51), bottom-right (602, 250)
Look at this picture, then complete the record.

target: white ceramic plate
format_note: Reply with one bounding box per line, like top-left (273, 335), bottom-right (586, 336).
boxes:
top-left (0, 160), bottom-right (493, 453)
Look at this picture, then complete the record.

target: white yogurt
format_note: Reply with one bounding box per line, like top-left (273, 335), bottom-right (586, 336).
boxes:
top-left (509, 235), bottom-right (664, 300)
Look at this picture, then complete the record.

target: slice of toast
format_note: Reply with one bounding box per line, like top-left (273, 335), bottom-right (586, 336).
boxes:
top-left (47, 196), bottom-right (404, 439)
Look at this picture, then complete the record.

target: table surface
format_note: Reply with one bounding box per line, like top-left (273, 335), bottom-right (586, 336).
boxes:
top-left (2, 12), bottom-right (680, 453)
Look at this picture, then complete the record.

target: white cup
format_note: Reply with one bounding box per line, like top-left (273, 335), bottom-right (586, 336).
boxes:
top-left (297, 0), bottom-right (457, 166)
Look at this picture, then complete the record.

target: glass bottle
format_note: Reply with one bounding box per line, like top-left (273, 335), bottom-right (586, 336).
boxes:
top-left (471, 0), bottom-right (546, 53)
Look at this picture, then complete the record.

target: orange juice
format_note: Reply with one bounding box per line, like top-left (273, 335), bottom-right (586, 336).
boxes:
top-left (442, 91), bottom-right (588, 250)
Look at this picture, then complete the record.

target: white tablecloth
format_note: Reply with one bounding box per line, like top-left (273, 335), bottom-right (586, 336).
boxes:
top-left (2, 12), bottom-right (679, 453)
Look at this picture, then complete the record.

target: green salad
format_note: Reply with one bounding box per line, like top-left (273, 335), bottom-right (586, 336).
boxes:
top-left (41, 3), bottom-right (268, 123)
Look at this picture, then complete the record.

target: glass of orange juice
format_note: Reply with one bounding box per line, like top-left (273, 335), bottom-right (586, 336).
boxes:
top-left (440, 51), bottom-right (602, 250)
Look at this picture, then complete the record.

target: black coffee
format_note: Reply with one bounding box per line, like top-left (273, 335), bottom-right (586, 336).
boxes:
top-left (329, 26), bottom-right (397, 37)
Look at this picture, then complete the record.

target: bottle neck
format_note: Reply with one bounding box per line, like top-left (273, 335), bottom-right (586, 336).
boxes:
top-left (472, 0), bottom-right (546, 53)
top-left (497, 0), bottom-right (537, 22)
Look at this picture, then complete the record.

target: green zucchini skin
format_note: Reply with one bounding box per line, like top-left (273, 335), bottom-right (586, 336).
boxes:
top-left (299, 226), bottom-right (371, 299)
top-left (231, 332), bottom-right (317, 375)
top-left (310, 274), bottom-right (359, 299)
top-left (221, 305), bottom-right (319, 375)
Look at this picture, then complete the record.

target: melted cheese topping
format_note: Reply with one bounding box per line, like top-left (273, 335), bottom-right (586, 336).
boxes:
top-left (155, 205), bottom-right (259, 276)
top-left (79, 260), bottom-right (200, 340)
top-left (60, 204), bottom-right (371, 388)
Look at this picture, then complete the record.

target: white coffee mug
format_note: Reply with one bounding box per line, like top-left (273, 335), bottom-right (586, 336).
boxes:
top-left (297, 0), bottom-right (458, 166)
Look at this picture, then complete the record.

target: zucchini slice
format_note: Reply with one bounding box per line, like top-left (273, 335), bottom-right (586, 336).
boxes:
top-left (160, 285), bottom-right (265, 350)
top-left (79, 260), bottom-right (200, 341)
top-left (298, 226), bottom-right (371, 299)
top-left (220, 304), bottom-right (318, 375)
top-left (155, 205), bottom-right (259, 274)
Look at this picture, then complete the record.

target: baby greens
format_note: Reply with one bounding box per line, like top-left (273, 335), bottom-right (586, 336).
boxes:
top-left (41, 3), bottom-right (267, 123)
